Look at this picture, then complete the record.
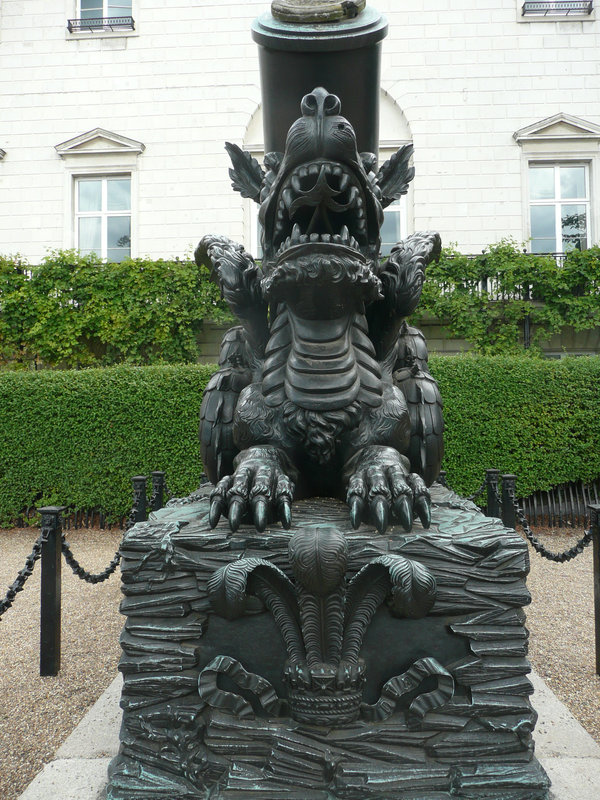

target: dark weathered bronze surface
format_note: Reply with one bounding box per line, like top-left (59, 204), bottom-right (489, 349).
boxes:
top-left (107, 9), bottom-right (548, 798)
top-left (251, 8), bottom-right (388, 153)
top-left (39, 506), bottom-right (66, 676)
top-left (106, 486), bottom-right (550, 799)
top-left (196, 88), bottom-right (442, 537)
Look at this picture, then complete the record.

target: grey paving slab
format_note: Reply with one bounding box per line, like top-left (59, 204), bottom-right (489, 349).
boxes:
top-left (17, 758), bottom-right (112, 800)
top-left (56, 674), bottom-right (122, 760)
top-left (530, 671), bottom-right (600, 760)
top-left (545, 757), bottom-right (600, 800)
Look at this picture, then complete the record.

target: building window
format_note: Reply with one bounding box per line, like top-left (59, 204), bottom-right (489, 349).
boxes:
top-left (75, 176), bottom-right (131, 261)
top-left (380, 200), bottom-right (405, 257)
top-left (529, 164), bottom-right (590, 253)
top-left (68, 1), bottom-right (134, 33)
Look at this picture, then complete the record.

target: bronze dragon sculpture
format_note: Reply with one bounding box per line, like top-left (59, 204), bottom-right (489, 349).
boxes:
top-left (196, 87), bottom-right (443, 535)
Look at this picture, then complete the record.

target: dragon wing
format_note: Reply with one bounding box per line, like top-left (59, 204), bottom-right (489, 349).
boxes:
top-left (392, 325), bottom-right (444, 487)
top-left (199, 361), bottom-right (253, 484)
top-left (376, 144), bottom-right (415, 209)
top-left (225, 142), bottom-right (265, 203)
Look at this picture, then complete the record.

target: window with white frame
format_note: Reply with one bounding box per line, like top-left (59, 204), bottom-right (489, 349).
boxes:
top-left (80, 0), bottom-right (131, 19)
top-left (75, 175), bottom-right (131, 262)
top-left (69, 1), bottom-right (134, 33)
top-left (529, 164), bottom-right (590, 253)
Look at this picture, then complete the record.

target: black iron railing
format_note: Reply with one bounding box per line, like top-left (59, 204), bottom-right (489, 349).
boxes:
top-left (67, 16), bottom-right (135, 33)
top-left (522, 1), bottom-right (593, 15)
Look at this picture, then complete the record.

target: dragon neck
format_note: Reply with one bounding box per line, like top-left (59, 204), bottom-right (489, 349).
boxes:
top-left (262, 308), bottom-right (383, 412)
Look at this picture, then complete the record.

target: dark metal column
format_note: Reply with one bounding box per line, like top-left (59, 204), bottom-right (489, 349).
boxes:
top-left (590, 504), bottom-right (600, 676)
top-left (150, 471), bottom-right (166, 512)
top-left (39, 506), bottom-right (66, 676)
top-left (501, 475), bottom-right (517, 530)
top-left (486, 469), bottom-right (501, 519)
top-left (252, 5), bottom-right (388, 156)
top-left (132, 475), bottom-right (148, 523)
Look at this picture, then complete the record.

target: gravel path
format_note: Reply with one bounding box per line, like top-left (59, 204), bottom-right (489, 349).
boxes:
top-left (0, 523), bottom-right (599, 800)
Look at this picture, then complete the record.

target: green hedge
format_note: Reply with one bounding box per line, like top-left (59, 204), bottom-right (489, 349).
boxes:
top-left (1, 356), bottom-right (599, 524)
top-left (429, 354), bottom-right (600, 497)
top-left (0, 365), bottom-right (217, 524)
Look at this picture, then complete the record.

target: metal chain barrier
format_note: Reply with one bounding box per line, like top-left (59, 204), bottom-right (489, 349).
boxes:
top-left (60, 534), bottom-right (121, 584)
top-left (508, 487), bottom-right (594, 563)
top-left (466, 480), bottom-right (487, 502)
top-left (60, 479), bottom-right (149, 583)
top-left (0, 529), bottom-right (48, 620)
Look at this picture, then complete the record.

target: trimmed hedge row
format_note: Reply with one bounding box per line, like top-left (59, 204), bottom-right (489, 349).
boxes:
top-left (0, 365), bottom-right (217, 525)
top-left (429, 354), bottom-right (600, 497)
top-left (1, 355), bottom-right (599, 524)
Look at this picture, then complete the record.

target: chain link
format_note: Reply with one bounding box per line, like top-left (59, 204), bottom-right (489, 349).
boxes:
top-left (1, 477), bottom-right (155, 612)
top-left (466, 480), bottom-right (487, 502)
top-left (508, 488), bottom-right (594, 563)
top-left (60, 534), bottom-right (121, 584)
top-left (0, 530), bottom-right (48, 620)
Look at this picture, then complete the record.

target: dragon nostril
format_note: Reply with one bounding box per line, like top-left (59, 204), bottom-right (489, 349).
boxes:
top-left (324, 93), bottom-right (341, 116)
top-left (301, 93), bottom-right (318, 116)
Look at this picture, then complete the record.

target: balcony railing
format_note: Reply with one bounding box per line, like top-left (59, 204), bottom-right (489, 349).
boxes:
top-left (67, 16), bottom-right (135, 33)
top-left (522, 1), bottom-right (593, 15)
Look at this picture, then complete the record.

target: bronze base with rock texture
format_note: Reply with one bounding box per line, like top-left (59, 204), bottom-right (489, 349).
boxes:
top-left (106, 484), bottom-right (550, 800)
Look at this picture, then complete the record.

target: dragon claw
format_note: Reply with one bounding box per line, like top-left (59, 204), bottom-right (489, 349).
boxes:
top-left (345, 446), bottom-right (432, 535)
top-left (208, 447), bottom-right (297, 533)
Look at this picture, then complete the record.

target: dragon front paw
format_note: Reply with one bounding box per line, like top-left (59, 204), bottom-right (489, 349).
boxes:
top-left (209, 446), bottom-right (297, 533)
top-left (344, 446), bottom-right (431, 535)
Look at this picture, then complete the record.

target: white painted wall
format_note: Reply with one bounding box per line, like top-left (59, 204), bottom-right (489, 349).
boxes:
top-left (0, 1), bottom-right (599, 262)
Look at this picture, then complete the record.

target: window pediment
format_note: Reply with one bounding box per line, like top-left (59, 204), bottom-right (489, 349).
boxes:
top-left (55, 128), bottom-right (145, 158)
top-left (514, 113), bottom-right (600, 144)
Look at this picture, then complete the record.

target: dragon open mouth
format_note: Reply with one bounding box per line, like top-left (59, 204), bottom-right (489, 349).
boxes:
top-left (269, 160), bottom-right (369, 258)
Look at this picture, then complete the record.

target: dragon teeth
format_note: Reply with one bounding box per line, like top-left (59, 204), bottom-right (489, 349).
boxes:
top-left (340, 225), bottom-right (350, 243)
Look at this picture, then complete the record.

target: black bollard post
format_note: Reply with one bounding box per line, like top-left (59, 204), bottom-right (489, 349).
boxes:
top-left (501, 475), bottom-right (517, 530)
top-left (590, 505), bottom-right (600, 677)
top-left (485, 470), bottom-right (501, 519)
top-left (132, 476), bottom-right (148, 523)
top-left (39, 506), bottom-right (66, 676)
top-left (151, 471), bottom-right (166, 512)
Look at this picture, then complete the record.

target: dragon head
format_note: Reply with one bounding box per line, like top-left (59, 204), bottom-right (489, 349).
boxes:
top-left (259, 87), bottom-right (383, 269)
top-left (225, 87), bottom-right (415, 312)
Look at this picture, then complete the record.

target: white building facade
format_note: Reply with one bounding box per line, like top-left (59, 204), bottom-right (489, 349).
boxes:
top-left (1, 1), bottom-right (599, 264)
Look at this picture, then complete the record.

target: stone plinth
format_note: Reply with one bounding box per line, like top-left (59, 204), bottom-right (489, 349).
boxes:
top-left (106, 484), bottom-right (550, 800)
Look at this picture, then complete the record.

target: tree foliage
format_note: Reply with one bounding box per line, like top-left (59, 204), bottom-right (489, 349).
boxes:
top-left (0, 251), bottom-right (232, 368)
top-left (414, 240), bottom-right (600, 354)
